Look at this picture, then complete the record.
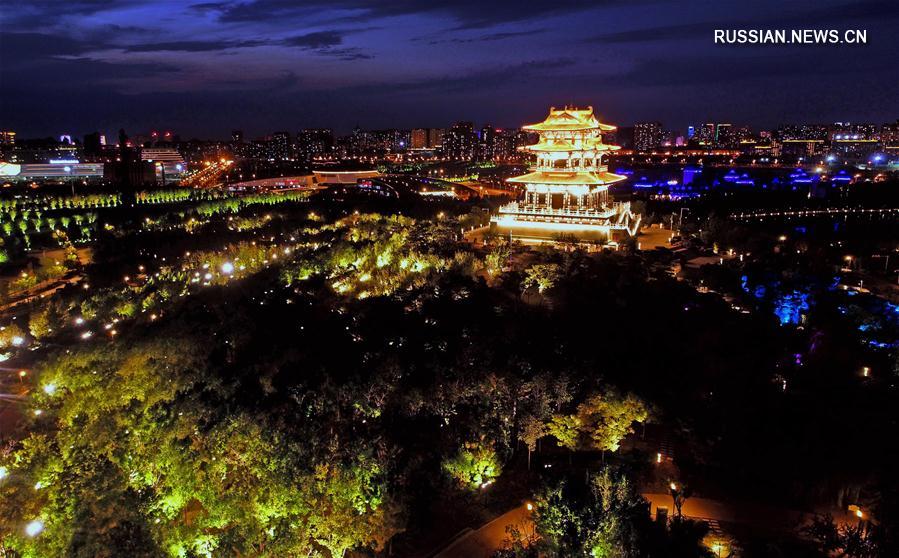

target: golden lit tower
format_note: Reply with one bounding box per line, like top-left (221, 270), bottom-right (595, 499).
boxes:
top-left (492, 106), bottom-right (640, 243)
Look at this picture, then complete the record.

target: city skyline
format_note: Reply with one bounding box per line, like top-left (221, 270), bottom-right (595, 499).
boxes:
top-left (2, 0), bottom-right (898, 138)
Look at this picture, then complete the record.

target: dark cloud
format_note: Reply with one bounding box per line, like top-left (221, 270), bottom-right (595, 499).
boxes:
top-left (0, 0), bottom-right (134, 26)
top-left (281, 31), bottom-right (344, 49)
top-left (124, 39), bottom-right (268, 52)
top-left (279, 30), bottom-right (373, 59)
top-left (390, 58), bottom-right (578, 94)
top-left (618, 47), bottom-right (898, 87)
top-left (213, 0), bottom-right (605, 29)
top-left (98, 24), bottom-right (155, 36)
top-left (189, 2), bottom-right (231, 12)
top-left (121, 30), bottom-right (373, 57)
top-left (0, 31), bottom-right (103, 57)
top-left (325, 48), bottom-right (373, 61)
top-left (1, 55), bottom-right (180, 91)
top-left (591, 22), bottom-right (713, 44)
top-left (4, 0), bottom-right (126, 12)
top-left (419, 29), bottom-right (543, 45)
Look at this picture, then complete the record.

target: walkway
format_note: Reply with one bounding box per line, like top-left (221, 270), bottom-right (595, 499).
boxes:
top-left (434, 504), bottom-right (534, 558)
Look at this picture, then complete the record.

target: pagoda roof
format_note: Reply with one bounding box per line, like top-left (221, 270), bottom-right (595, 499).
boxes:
top-left (523, 106), bottom-right (617, 132)
top-left (507, 170), bottom-right (627, 186)
top-left (524, 138), bottom-right (621, 152)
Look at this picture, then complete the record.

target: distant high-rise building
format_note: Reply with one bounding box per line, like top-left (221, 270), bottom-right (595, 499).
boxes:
top-left (698, 123), bottom-right (716, 146)
top-left (881, 120), bottom-right (899, 148)
top-left (828, 122), bottom-right (877, 141)
top-left (660, 130), bottom-right (678, 147)
top-left (410, 128), bottom-right (428, 149)
top-left (443, 121), bottom-right (476, 160)
top-left (513, 130), bottom-right (534, 151)
top-left (829, 122), bottom-right (879, 158)
top-left (776, 124), bottom-right (828, 141)
top-left (479, 125), bottom-right (498, 160)
top-left (393, 129), bottom-right (411, 151)
top-left (105, 129), bottom-right (154, 189)
top-left (687, 126), bottom-right (696, 139)
top-left (633, 122), bottom-right (662, 152)
top-left (776, 124), bottom-right (828, 156)
top-left (715, 123), bottom-right (733, 147)
top-left (1, 131), bottom-right (16, 145)
top-left (491, 129), bottom-right (516, 160)
top-left (141, 147), bottom-right (186, 184)
top-left (297, 128), bottom-right (334, 160)
top-left (83, 132), bottom-right (103, 159)
top-left (271, 131), bottom-right (292, 160)
top-left (428, 128), bottom-right (444, 148)
top-left (231, 130), bottom-right (244, 143)
top-left (734, 126), bottom-right (754, 144)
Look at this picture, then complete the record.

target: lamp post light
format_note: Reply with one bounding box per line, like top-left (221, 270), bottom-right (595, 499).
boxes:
top-left (25, 519), bottom-right (44, 537)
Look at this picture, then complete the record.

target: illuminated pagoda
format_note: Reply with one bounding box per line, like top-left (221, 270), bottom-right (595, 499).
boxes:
top-left (492, 106), bottom-right (640, 243)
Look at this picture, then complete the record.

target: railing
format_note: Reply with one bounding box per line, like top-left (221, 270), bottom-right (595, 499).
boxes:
top-left (529, 165), bottom-right (609, 173)
top-left (498, 203), bottom-right (617, 220)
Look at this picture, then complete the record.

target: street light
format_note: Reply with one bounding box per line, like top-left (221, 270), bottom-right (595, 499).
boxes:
top-left (25, 520), bottom-right (44, 537)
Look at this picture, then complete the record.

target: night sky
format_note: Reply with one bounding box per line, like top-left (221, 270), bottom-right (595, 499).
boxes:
top-left (1, 0), bottom-right (897, 139)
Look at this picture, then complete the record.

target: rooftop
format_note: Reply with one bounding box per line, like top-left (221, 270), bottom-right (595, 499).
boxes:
top-left (523, 106), bottom-right (617, 132)
top-left (507, 170), bottom-right (626, 185)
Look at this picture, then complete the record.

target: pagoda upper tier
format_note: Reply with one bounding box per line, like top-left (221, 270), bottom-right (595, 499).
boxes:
top-left (522, 106), bottom-right (617, 132)
top-left (523, 137), bottom-right (621, 153)
top-left (515, 106), bottom-right (624, 180)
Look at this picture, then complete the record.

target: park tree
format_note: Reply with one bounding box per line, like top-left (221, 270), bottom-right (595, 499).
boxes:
top-left (28, 307), bottom-right (54, 339)
top-left (0, 329), bottom-right (405, 558)
top-left (0, 323), bottom-right (27, 349)
top-left (518, 415), bottom-right (548, 470)
top-left (522, 263), bottom-right (562, 294)
top-left (443, 441), bottom-right (501, 490)
top-left (547, 414), bottom-right (581, 463)
top-left (486, 241), bottom-right (511, 276)
top-left (576, 392), bottom-right (649, 459)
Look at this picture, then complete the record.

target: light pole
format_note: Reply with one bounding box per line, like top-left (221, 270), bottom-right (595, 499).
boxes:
top-left (677, 207), bottom-right (690, 233)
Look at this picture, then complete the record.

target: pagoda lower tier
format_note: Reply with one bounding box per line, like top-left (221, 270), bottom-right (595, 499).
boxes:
top-left (492, 200), bottom-right (640, 243)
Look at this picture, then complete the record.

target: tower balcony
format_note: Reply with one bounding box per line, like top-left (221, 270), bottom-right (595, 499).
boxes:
top-left (497, 202), bottom-right (618, 221)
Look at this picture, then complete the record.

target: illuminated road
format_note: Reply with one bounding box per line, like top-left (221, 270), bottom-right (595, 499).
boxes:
top-left (180, 160), bottom-right (233, 188)
top-left (642, 493), bottom-right (864, 532)
top-left (637, 225), bottom-right (674, 250)
top-left (430, 493), bottom-right (867, 558)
